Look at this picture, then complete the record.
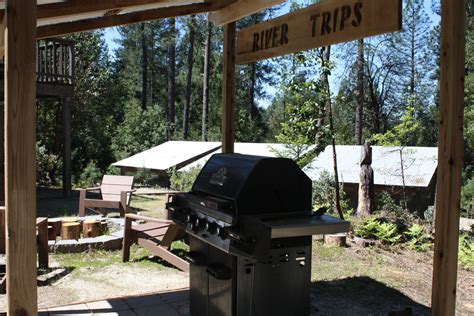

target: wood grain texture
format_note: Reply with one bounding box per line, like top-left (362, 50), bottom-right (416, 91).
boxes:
top-left (4, 0), bottom-right (38, 314)
top-left (236, 0), bottom-right (401, 64)
top-left (221, 22), bottom-right (235, 154)
top-left (431, 0), bottom-right (466, 314)
top-left (209, 0), bottom-right (284, 26)
top-left (37, 0), bottom-right (235, 39)
top-left (18, 0), bottom-right (205, 20)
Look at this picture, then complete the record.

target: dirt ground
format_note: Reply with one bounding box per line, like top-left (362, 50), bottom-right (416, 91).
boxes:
top-left (0, 240), bottom-right (471, 315)
top-left (3, 189), bottom-right (468, 314)
top-left (310, 240), bottom-right (474, 315)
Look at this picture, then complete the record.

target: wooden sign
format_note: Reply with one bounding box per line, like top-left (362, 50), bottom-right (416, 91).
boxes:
top-left (236, 0), bottom-right (401, 64)
top-left (209, 0), bottom-right (284, 27)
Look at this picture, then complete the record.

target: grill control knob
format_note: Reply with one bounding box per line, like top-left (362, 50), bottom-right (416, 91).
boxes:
top-left (206, 222), bottom-right (220, 235)
top-left (193, 218), bottom-right (207, 232)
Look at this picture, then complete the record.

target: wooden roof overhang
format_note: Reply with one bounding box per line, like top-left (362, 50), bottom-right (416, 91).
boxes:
top-left (0, 0), bottom-right (236, 40)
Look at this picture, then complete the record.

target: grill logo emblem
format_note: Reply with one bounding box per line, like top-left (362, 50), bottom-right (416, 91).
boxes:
top-left (210, 167), bottom-right (227, 187)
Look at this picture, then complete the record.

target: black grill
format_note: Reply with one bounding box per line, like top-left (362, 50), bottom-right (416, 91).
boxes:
top-left (167, 153), bottom-right (349, 316)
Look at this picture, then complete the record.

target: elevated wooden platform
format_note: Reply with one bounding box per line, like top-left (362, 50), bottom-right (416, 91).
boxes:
top-left (0, 38), bottom-right (74, 199)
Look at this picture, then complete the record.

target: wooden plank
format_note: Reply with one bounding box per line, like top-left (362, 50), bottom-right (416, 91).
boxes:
top-left (209, 0), bottom-right (283, 26)
top-left (236, 0), bottom-right (402, 64)
top-left (0, 0), bottom-right (205, 20)
top-left (221, 22), bottom-right (235, 154)
top-left (431, 0), bottom-right (466, 314)
top-left (137, 239), bottom-right (189, 272)
top-left (4, 0), bottom-right (38, 314)
top-left (36, 0), bottom-right (235, 39)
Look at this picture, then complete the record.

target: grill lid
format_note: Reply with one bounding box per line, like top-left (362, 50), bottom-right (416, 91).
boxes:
top-left (192, 153), bottom-right (312, 215)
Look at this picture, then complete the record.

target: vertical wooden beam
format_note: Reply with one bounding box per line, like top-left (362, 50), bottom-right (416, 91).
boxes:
top-left (221, 22), bottom-right (235, 154)
top-left (4, 0), bottom-right (38, 315)
top-left (431, 0), bottom-right (466, 314)
top-left (62, 96), bottom-right (72, 198)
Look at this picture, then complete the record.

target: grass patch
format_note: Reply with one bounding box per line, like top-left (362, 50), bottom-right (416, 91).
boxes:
top-left (130, 195), bottom-right (167, 218)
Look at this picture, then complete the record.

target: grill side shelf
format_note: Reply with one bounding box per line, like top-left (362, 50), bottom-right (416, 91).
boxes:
top-left (257, 214), bottom-right (350, 239)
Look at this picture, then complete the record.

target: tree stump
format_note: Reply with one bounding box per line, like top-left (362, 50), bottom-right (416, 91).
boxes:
top-left (48, 218), bottom-right (62, 236)
top-left (324, 234), bottom-right (347, 247)
top-left (357, 140), bottom-right (375, 216)
top-left (83, 220), bottom-right (102, 238)
top-left (61, 222), bottom-right (81, 240)
top-left (48, 225), bottom-right (56, 241)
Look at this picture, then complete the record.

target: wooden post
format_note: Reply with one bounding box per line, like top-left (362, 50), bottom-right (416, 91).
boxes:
top-left (431, 0), bottom-right (466, 314)
top-left (4, 0), bottom-right (38, 314)
top-left (221, 22), bottom-right (235, 154)
top-left (122, 215), bottom-right (133, 262)
top-left (36, 218), bottom-right (49, 269)
top-left (62, 95), bottom-right (72, 198)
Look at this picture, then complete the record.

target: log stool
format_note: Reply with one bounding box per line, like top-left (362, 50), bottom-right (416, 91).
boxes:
top-left (61, 222), bottom-right (81, 240)
top-left (83, 220), bottom-right (102, 238)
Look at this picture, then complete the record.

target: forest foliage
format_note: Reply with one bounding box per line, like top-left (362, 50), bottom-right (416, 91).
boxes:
top-left (36, 0), bottom-right (474, 213)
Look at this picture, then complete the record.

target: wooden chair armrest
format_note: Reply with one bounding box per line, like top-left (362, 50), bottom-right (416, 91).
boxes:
top-left (125, 213), bottom-right (174, 225)
top-left (81, 186), bottom-right (101, 192)
top-left (121, 189), bottom-right (136, 193)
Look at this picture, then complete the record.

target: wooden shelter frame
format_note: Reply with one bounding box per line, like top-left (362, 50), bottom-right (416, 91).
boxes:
top-left (0, 0), bottom-right (466, 315)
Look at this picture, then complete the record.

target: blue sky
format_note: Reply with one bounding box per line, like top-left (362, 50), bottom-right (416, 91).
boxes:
top-left (102, 0), bottom-right (440, 108)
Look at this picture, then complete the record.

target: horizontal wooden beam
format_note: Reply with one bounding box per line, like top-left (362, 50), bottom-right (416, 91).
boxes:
top-left (37, 0), bottom-right (235, 39)
top-left (209, 0), bottom-right (283, 26)
top-left (0, 0), bottom-right (206, 21)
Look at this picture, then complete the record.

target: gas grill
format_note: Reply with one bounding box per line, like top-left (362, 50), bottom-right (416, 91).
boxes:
top-left (166, 153), bottom-right (350, 316)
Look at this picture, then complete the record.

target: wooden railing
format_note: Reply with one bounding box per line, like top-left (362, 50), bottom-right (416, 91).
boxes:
top-left (36, 38), bottom-right (75, 85)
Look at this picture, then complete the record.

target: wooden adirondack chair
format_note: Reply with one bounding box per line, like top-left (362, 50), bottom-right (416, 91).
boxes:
top-left (78, 175), bottom-right (135, 217)
top-left (122, 213), bottom-right (189, 272)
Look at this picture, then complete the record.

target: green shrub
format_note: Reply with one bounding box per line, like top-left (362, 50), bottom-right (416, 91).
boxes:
top-left (375, 222), bottom-right (401, 245)
top-left (376, 191), bottom-right (403, 213)
top-left (354, 217), bottom-right (380, 240)
top-left (312, 171), bottom-right (351, 215)
top-left (169, 166), bottom-right (202, 192)
top-left (37, 143), bottom-right (62, 186)
top-left (354, 216), bottom-right (402, 245)
top-left (406, 224), bottom-right (432, 251)
top-left (75, 161), bottom-right (102, 188)
top-left (460, 178), bottom-right (474, 217)
top-left (459, 233), bottom-right (474, 270)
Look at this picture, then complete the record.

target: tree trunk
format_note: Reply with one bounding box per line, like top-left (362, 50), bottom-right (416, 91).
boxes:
top-left (249, 63), bottom-right (256, 120)
top-left (141, 23), bottom-right (148, 110)
top-left (355, 38), bottom-right (364, 145)
top-left (182, 17), bottom-right (195, 140)
top-left (167, 18), bottom-right (176, 140)
top-left (357, 140), bottom-right (374, 216)
top-left (321, 46), bottom-right (344, 220)
top-left (202, 20), bottom-right (212, 141)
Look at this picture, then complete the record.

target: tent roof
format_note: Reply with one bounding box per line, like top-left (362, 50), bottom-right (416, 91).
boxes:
top-left (112, 141), bottom-right (220, 171)
top-left (179, 142), bottom-right (287, 171)
top-left (303, 145), bottom-right (438, 187)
